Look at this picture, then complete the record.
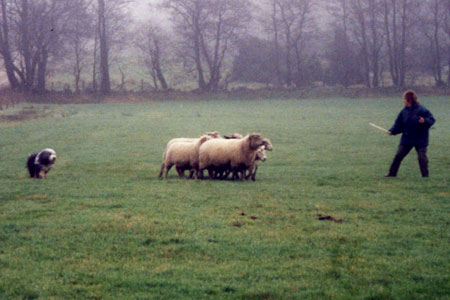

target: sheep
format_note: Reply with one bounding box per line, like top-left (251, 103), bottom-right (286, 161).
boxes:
top-left (198, 133), bottom-right (265, 180)
top-left (231, 139), bottom-right (272, 180)
top-left (159, 136), bottom-right (211, 179)
top-left (238, 138), bottom-right (272, 181)
top-left (214, 133), bottom-right (243, 179)
top-left (245, 146), bottom-right (267, 181)
top-left (159, 131), bottom-right (220, 178)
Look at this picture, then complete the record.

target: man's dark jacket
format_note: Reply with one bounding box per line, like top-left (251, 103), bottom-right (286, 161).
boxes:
top-left (389, 104), bottom-right (435, 147)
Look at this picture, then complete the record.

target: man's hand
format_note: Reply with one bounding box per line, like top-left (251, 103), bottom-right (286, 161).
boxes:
top-left (388, 131), bottom-right (393, 135)
top-left (418, 116), bottom-right (425, 124)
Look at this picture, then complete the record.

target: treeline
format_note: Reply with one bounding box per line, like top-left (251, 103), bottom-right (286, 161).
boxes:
top-left (0, 0), bottom-right (449, 95)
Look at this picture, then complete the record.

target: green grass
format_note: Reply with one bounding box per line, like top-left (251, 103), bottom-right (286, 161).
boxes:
top-left (0, 97), bottom-right (449, 299)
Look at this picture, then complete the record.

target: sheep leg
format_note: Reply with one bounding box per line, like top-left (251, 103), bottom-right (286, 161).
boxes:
top-left (197, 169), bottom-right (204, 179)
top-left (207, 168), bottom-right (215, 179)
top-left (165, 163), bottom-right (173, 179)
top-left (223, 170), bottom-right (231, 180)
top-left (176, 167), bottom-right (185, 178)
top-left (251, 164), bottom-right (258, 181)
top-left (192, 168), bottom-right (199, 179)
top-left (159, 163), bottom-right (165, 177)
top-left (245, 169), bottom-right (251, 180)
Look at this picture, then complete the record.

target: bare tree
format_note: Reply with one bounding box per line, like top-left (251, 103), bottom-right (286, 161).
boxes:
top-left (418, 0), bottom-right (447, 87)
top-left (0, 0), bottom-right (77, 92)
top-left (291, 0), bottom-right (316, 87)
top-left (0, 0), bottom-right (20, 89)
top-left (326, 0), bottom-right (364, 87)
top-left (93, 0), bottom-right (131, 95)
top-left (259, 0), bottom-right (316, 87)
top-left (383, 0), bottom-right (420, 87)
top-left (97, 0), bottom-right (110, 94)
top-left (65, 0), bottom-right (93, 93)
top-left (135, 22), bottom-right (169, 91)
top-left (445, 0), bottom-right (450, 87)
top-left (163, 0), bottom-right (251, 91)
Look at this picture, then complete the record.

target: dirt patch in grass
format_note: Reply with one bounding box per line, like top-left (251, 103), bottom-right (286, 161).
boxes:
top-left (0, 105), bottom-right (71, 124)
top-left (0, 106), bottom-right (50, 122)
top-left (317, 214), bottom-right (343, 223)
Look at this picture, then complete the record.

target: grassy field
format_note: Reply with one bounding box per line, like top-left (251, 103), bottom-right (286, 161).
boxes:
top-left (0, 97), bottom-right (449, 299)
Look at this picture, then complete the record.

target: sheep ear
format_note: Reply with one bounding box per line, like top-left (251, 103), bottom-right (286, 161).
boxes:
top-left (199, 136), bottom-right (209, 144)
top-left (249, 134), bottom-right (263, 149)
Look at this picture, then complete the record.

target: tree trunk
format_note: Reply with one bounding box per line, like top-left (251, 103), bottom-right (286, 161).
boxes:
top-left (369, 0), bottom-right (379, 88)
top-left (74, 42), bottom-right (81, 94)
top-left (92, 33), bottom-right (98, 92)
top-left (153, 40), bottom-right (168, 91)
top-left (271, 0), bottom-right (282, 87)
top-left (278, 3), bottom-right (292, 87)
top-left (432, 0), bottom-right (443, 86)
top-left (98, 0), bottom-right (110, 95)
top-left (384, 0), bottom-right (398, 86)
top-left (399, 0), bottom-right (407, 88)
top-left (20, 0), bottom-right (34, 91)
top-left (36, 47), bottom-right (48, 93)
top-left (194, 30), bottom-right (206, 91)
top-left (0, 0), bottom-right (19, 89)
top-left (355, 0), bottom-right (371, 88)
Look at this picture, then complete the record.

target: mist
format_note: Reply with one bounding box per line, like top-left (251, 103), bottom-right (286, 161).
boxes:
top-left (0, 0), bottom-right (448, 94)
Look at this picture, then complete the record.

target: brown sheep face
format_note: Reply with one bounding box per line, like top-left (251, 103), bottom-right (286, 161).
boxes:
top-left (205, 131), bottom-right (220, 139)
top-left (224, 133), bottom-right (243, 139)
top-left (249, 134), bottom-right (264, 150)
top-left (256, 147), bottom-right (267, 161)
top-left (262, 138), bottom-right (273, 151)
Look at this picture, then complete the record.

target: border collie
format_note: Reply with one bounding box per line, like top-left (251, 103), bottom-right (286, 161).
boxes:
top-left (27, 148), bottom-right (57, 179)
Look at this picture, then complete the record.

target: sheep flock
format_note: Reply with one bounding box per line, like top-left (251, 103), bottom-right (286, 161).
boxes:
top-left (159, 132), bottom-right (273, 181)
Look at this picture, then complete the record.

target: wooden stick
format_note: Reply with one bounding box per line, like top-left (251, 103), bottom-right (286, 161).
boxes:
top-left (369, 123), bottom-right (390, 134)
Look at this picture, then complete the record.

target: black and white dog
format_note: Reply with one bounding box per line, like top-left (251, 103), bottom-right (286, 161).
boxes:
top-left (27, 148), bottom-right (57, 179)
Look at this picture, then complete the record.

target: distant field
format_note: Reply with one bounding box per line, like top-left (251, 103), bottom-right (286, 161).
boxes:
top-left (0, 97), bottom-right (449, 299)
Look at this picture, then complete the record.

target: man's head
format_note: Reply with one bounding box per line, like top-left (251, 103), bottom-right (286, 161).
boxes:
top-left (403, 90), bottom-right (419, 107)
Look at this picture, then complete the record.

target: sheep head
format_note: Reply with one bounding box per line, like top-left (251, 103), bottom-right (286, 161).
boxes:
top-left (224, 133), bottom-right (243, 139)
top-left (199, 135), bottom-right (212, 144)
top-left (256, 146), bottom-right (267, 161)
top-left (205, 131), bottom-right (220, 138)
top-left (261, 138), bottom-right (273, 151)
top-left (248, 133), bottom-right (264, 150)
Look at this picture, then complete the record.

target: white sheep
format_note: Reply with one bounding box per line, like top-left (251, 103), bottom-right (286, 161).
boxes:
top-left (159, 131), bottom-right (220, 178)
top-left (159, 136), bottom-right (211, 179)
top-left (214, 133), bottom-right (243, 179)
top-left (245, 146), bottom-right (267, 181)
top-left (198, 133), bottom-right (265, 180)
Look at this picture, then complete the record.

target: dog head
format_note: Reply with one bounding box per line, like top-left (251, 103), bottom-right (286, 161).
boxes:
top-left (36, 148), bottom-right (57, 166)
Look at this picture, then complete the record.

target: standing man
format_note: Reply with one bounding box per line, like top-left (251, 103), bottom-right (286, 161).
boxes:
top-left (385, 90), bottom-right (435, 178)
